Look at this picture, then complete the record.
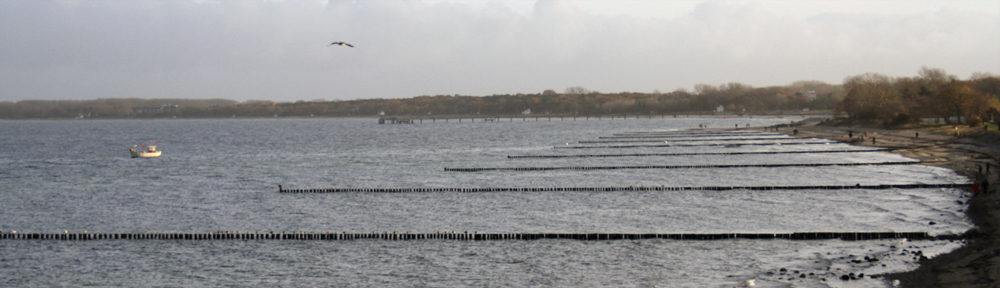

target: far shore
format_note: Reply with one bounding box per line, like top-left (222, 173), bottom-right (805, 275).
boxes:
top-left (774, 119), bottom-right (1000, 287)
top-left (0, 113), bottom-right (835, 121)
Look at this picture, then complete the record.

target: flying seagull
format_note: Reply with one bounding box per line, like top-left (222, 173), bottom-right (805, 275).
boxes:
top-left (329, 41), bottom-right (354, 47)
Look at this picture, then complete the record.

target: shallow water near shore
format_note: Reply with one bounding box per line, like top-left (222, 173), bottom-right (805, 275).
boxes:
top-left (0, 118), bottom-right (973, 287)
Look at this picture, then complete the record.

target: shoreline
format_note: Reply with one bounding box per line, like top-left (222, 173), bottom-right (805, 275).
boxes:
top-left (0, 113), bottom-right (832, 121)
top-left (776, 120), bottom-right (1000, 287)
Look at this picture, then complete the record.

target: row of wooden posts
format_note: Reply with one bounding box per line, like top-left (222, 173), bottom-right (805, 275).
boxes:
top-left (605, 133), bottom-right (781, 138)
top-left (378, 114), bottom-right (740, 124)
top-left (556, 141), bottom-right (834, 149)
top-left (443, 161), bottom-right (921, 172)
top-left (277, 183), bottom-right (970, 193)
top-left (1, 231), bottom-right (946, 241)
top-left (507, 149), bottom-right (888, 159)
top-left (579, 137), bottom-right (790, 143)
top-left (615, 130), bottom-right (774, 135)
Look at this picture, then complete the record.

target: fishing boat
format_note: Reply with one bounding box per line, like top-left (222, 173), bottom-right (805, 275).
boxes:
top-left (130, 140), bottom-right (161, 158)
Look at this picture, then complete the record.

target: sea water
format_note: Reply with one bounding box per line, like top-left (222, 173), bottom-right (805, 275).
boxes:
top-left (0, 118), bottom-right (971, 287)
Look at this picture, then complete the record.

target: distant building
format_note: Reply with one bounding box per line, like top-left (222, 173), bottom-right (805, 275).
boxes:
top-left (522, 108), bottom-right (531, 115)
top-left (806, 90), bottom-right (817, 100)
top-left (716, 105), bottom-right (724, 112)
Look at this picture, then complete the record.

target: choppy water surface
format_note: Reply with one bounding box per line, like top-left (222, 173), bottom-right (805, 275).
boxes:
top-left (0, 118), bottom-right (972, 287)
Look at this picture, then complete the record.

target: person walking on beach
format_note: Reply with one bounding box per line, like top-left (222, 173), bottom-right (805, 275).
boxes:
top-left (915, 132), bottom-right (919, 138)
top-left (849, 131), bottom-right (853, 138)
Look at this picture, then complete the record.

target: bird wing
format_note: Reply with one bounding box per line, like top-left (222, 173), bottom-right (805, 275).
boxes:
top-left (328, 41), bottom-right (353, 47)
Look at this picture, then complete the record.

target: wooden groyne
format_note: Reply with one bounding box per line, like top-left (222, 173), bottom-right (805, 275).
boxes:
top-left (555, 141), bottom-right (835, 149)
top-left (507, 149), bottom-right (889, 159)
top-left (612, 132), bottom-right (780, 137)
top-left (601, 135), bottom-right (785, 139)
top-left (378, 114), bottom-right (707, 124)
top-left (444, 161), bottom-right (921, 172)
top-left (371, 116), bottom-right (806, 124)
top-left (0, 231), bottom-right (953, 241)
top-left (276, 183), bottom-right (969, 193)
top-left (579, 137), bottom-right (792, 144)
top-left (617, 131), bottom-right (763, 134)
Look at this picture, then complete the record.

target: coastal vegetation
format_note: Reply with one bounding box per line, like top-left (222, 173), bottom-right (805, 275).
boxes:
top-left (1, 68), bottom-right (996, 124)
top-left (836, 67), bottom-right (1000, 126)
top-left (0, 83), bottom-right (839, 119)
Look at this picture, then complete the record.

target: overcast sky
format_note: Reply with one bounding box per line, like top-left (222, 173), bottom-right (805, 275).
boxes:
top-left (1, 0), bottom-right (998, 102)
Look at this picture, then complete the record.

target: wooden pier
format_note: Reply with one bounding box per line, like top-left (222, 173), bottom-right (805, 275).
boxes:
top-left (378, 117), bottom-right (413, 124)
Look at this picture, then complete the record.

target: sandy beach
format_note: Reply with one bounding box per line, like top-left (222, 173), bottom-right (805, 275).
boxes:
top-left (775, 120), bottom-right (1000, 287)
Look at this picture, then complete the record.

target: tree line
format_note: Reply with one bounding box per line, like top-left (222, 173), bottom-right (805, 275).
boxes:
top-left (0, 98), bottom-right (237, 119)
top-left (837, 67), bottom-right (1000, 126)
top-left (1, 68), bottom-right (996, 125)
top-left (0, 84), bottom-right (840, 119)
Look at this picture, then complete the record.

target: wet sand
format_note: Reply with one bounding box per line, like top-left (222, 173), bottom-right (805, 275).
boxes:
top-left (773, 120), bottom-right (1000, 287)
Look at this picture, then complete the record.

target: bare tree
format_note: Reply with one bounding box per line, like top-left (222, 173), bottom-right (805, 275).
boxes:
top-left (970, 72), bottom-right (997, 80)
top-left (837, 73), bottom-right (904, 121)
top-left (918, 66), bottom-right (954, 89)
top-left (564, 86), bottom-right (589, 95)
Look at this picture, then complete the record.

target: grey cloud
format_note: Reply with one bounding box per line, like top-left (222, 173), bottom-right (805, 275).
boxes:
top-left (0, 0), bottom-right (996, 101)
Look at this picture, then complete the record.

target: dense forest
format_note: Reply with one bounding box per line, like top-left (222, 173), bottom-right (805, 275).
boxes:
top-left (1, 68), bottom-right (997, 126)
